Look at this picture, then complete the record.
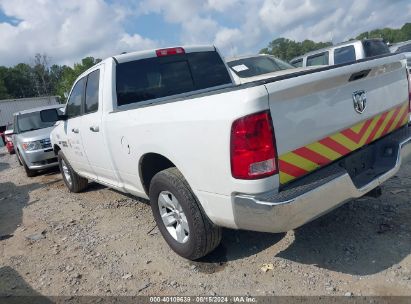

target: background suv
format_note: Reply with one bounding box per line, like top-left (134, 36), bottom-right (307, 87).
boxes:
top-left (13, 104), bottom-right (64, 177)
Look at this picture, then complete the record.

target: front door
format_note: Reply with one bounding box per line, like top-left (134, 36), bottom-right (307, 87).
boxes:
top-left (61, 77), bottom-right (94, 177)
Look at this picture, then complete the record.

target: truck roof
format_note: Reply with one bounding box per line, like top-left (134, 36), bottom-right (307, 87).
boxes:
top-left (74, 45), bottom-right (221, 91)
top-left (290, 38), bottom-right (384, 62)
top-left (112, 45), bottom-right (216, 64)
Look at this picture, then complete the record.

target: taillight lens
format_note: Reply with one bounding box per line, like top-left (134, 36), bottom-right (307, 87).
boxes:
top-left (230, 111), bottom-right (278, 179)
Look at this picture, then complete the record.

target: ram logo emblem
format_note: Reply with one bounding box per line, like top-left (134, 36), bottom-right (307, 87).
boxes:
top-left (352, 90), bottom-right (367, 114)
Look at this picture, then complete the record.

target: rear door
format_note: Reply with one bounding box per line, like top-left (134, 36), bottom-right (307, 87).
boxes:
top-left (78, 66), bottom-right (119, 187)
top-left (265, 54), bottom-right (409, 185)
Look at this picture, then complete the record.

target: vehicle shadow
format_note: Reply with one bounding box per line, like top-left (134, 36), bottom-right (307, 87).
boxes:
top-left (196, 230), bottom-right (286, 266)
top-left (276, 191), bottom-right (411, 275)
top-left (0, 266), bottom-right (52, 302)
top-left (83, 181), bottom-right (108, 193)
top-left (0, 181), bottom-right (42, 241)
top-left (0, 161), bottom-right (10, 173)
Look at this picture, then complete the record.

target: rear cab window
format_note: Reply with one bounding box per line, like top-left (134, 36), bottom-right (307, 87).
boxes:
top-left (362, 40), bottom-right (390, 58)
top-left (116, 51), bottom-right (232, 106)
top-left (334, 45), bottom-right (356, 65)
top-left (307, 52), bottom-right (329, 66)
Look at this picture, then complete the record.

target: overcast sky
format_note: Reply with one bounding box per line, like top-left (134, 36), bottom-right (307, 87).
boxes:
top-left (0, 0), bottom-right (409, 66)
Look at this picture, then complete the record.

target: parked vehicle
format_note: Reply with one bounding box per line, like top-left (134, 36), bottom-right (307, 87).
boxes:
top-left (4, 125), bottom-right (14, 154)
top-left (226, 54), bottom-right (321, 84)
top-left (0, 123), bottom-right (11, 145)
top-left (389, 41), bottom-right (411, 74)
top-left (13, 104), bottom-right (64, 177)
top-left (0, 96), bottom-right (59, 136)
top-left (390, 40), bottom-right (411, 53)
top-left (226, 54), bottom-right (294, 83)
top-left (290, 39), bottom-right (390, 67)
top-left (42, 45), bottom-right (411, 260)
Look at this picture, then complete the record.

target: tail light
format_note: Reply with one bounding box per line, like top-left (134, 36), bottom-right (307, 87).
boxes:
top-left (230, 111), bottom-right (278, 179)
top-left (156, 47), bottom-right (185, 57)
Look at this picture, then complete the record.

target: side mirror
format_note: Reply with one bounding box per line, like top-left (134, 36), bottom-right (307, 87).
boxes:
top-left (40, 109), bottom-right (67, 122)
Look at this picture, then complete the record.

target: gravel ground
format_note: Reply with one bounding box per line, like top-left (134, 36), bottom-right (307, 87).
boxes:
top-left (0, 147), bottom-right (411, 297)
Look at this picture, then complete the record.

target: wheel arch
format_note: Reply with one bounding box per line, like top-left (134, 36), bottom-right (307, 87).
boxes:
top-left (53, 144), bottom-right (61, 155)
top-left (139, 152), bottom-right (176, 196)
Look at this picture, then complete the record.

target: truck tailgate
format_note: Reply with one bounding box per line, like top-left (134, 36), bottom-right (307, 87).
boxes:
top-left (264, 54), bottom-right (410, 185)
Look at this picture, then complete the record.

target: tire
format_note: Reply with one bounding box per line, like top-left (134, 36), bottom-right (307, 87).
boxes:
top-left (58, 150), bottom-right (88, 193)
top-left (149, 167), bottom-right (222, 260)
top-left (23, 160), bottom-right (36, 177)
top-left (16, 150), bottom-right (23, 166)
top-left (17, 150), bottom-right (36, 177)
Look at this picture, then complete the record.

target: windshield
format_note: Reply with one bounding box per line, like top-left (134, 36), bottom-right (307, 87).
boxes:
top-left (227, 56), bottom-right (294, 78)
top-left (17, 111), bottom-right (58, 133)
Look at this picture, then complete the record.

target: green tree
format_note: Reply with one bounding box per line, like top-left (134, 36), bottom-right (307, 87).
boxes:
top-left (355, 23), bottom-right (411, 43)
top-left (4, 64), bottom-right (36, 98)
top-left (55, 57), bottom-right (101, 101)
top-left (260, 38), bottom-right (332, 61)
top-left (0, 67), bottom-right (10, 99)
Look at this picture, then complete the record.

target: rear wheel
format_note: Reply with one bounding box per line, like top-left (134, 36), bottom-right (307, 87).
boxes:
top-left (149, 167), bottom-right (222, 260)
top-left (23, 161), bottom-right (36, 177)
top-left (58, 150), bottom-right (88, 193)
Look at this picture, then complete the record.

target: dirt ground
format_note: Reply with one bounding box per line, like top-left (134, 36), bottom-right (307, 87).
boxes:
top-left (0, 146), bottom-right (411, 297)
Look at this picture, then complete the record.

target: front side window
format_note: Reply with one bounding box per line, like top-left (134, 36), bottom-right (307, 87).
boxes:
top-left (116, 51), bottom-right (231, 106)
top-left (85, 70), bottom-right (100, 114)
top-left (334, 45), bottom-right (356, 65)
top-left (66, 78), bottom-right (85, 118)
top-left (307, 52), bottom-right (329, 66)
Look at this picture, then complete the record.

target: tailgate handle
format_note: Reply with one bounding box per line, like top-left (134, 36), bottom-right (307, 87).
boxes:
top-left (349, 69), bottom-right (371, 82)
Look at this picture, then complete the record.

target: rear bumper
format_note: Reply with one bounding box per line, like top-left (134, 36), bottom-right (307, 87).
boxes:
top-left (232, 125), bottom-right (411, 233)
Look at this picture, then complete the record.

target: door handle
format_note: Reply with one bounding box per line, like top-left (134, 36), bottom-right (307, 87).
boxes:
top-left (71, 128), bottom-right (79, 133)
top-left (89, 125), bottom-right (100, 132)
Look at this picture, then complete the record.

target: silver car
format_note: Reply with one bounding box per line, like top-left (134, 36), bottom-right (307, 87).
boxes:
top-left (13, 104), bottom-right (64, 177)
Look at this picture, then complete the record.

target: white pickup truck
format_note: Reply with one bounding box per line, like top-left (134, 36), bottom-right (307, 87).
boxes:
top-left (41, 46), bottom-right (411, 260)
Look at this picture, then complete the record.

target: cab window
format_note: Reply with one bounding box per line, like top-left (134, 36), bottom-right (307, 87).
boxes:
top-left (85, 70), bottom-right (100, 114)
top-left (66, 78), bottom-right (85, 118)
top-left (307, 52), bottom-right (329, 66)
top-left (291, 59), bottom-right (303, 67)
top-left (334, 46), bottom-right (356, 65)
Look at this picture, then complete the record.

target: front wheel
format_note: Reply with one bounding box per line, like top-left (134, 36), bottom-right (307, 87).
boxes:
top-left (58, 151), bottom-right (88, 193)
top-left (149, 167), bottom-right (222, 260)
top-left (16, 150), bottom-right (23, 166)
